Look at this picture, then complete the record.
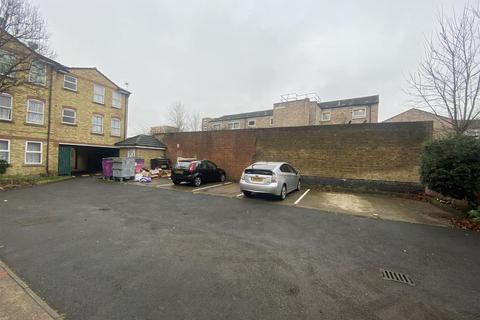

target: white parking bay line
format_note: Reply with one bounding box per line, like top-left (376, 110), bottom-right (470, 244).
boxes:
top-left (294, 189), bottom-right (311, 205)
top-left (192, 182), bottom-right (232, 193)
top-left (156, 183), bottom-right (174, 188)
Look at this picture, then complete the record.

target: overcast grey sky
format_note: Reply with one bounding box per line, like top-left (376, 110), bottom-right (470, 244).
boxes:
top-left (36, 0), bottom-right (468, 135)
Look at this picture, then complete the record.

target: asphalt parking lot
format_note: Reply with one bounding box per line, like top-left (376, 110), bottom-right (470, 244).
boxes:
top-left (0, 177), bottom-right (479, 320)
top-left (137, 178), bottom-right (454, 227)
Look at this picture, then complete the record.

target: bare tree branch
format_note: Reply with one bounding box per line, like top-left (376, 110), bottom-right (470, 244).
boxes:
top-left (407, 3), bottom-right (480, 134)
top-left (187, 110), bottom-right (201, 132)
top-left (168, 101), bottom-right (187, 132)
top-left (0, 0), bottom-right (53, 93)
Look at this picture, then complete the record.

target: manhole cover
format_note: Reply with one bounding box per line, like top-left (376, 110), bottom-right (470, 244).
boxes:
top-left (381, 269), bottom-right (414, 286)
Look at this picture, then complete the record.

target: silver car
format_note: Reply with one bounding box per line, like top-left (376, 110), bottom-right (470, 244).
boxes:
top-left (240, 162), bottom-right (301, 200)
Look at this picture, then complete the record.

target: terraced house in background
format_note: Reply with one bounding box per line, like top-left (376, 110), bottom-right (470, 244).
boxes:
top-left (0, 41), bottom-right (130, 176)
top-left (201, 93), bottom-right (379, 131)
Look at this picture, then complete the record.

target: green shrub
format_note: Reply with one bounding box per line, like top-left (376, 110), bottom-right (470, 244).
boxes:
top-left (0, 160), bottom-right (9, 174)
top-left (468, 207), bottom-right (480, 223)
top-left (421, 135), bottom-right (480, 207)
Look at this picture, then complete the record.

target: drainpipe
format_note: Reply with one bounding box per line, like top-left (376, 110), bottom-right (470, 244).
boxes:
top-left (124, 95), bottom-right (129, 138)
top-left (46, 68), bottom-right (54, 174)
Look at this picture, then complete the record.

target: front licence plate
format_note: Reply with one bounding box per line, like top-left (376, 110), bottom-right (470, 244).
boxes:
top-left (251, 176), bottom-right (265, 183)
top-left (175, 170), bottom-right (183, 174)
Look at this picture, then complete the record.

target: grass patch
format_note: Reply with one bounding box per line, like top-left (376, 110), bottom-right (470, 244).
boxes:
top-left (0, 174), bottom-right (72, 190)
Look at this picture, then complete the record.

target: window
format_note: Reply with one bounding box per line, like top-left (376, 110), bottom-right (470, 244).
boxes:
top-left (212, 123), bottom-right (221, 130)
top-left (93, 84), bottom-right (105, 104)
top-left (247, 119), bottom-right (256, 128)
top-left (227, 121), bottom-right (240, 129)
top-left (64, 75), bottom-right (77, 91)
top-left (270, 117), bottom-right (274, 126)
top-left (25, 141), bottom-right (42, 165)
top-left (467, 128), bottom-right (480, 138)
top-left (0, 139), bottom-right (10, 163)
top-left (29, 61), bottom-right (46, 85)
top-left (26, 99), bottom-right (44, 124)
top-left (206, 161), bottom-right (217, 169)
top-left (127, 148), bottom-right (135, 157)
top-left (112, 91), bottom-right (121, 108)
top-left (62, 108), bottom-right (76, 124)
top-left (0, 94), bottom-right (12, 121)
top-left (352, 108), bottom-right (367, 119)
top-left (321, 111), bottom-right (331, 121)
top-left (0, 50), bottom-right (15, 76)
top-left (280, 164), bottom-right (292, 173)
top-left (91, 114), bottom-right (103, 134)
top-left (111, 118), bottom-right (121, 136)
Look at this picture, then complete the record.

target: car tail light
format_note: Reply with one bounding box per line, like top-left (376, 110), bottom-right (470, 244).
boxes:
top-left (188, 162), bottom-right (196, 173)
top-left (271, 173), bottom-right (277, 183)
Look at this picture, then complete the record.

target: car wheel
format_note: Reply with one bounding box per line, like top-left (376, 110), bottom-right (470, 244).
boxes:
top-left (172, 179), bottom-right (180, 185)
top-left (296, 180), bottom-right (301, 191)
top-left (279, 184), bottom-right (287, 200)
top-left (243, 191), bottom-right (252, 197)
top-left (193, 176), bottom-right (202, 187)
top-left (220, 173), bottom-right (226, 182)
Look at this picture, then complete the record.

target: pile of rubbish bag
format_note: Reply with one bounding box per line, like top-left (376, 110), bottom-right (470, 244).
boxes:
top-left (134, 168), bottom-right (171, 183)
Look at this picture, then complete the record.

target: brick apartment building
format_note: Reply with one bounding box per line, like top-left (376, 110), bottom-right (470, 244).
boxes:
top-left (201, 94), bottom-right (379, 131)
top-left (0, 41), bottom-right (130, 176)
top-left (383, 108), bottom-right (480, 138)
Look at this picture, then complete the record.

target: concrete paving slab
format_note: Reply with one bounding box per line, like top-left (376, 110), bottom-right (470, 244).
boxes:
top-left (0, 261), bottom-right (61, 320)
top-left (295, 189), bottom-right (454, 227)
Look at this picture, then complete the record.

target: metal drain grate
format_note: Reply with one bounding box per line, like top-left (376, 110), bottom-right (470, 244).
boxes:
top-left (381, 269), bottom-right (414, 286)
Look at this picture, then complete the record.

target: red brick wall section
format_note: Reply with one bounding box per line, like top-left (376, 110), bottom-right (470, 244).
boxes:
top-left (157, 121), bottom-right (433, 182)
top-left (161, 130), bottom-right (257, 181)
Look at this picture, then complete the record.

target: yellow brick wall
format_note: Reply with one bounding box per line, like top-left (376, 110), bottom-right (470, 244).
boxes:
top-left (0, 64), bottom-right (129, 176)
top-left (206, 116), bottom-right (272, 130)
top-left (383, 108), bottom-right (453, 138)
top-left (0, 65), bottom-right (53, 175)
top-left (50, 68), bottom-right (127, 146)
top-left (318, 104), bottom-right (378, 125)
top-left (119, 148), bottom-right (165, 169)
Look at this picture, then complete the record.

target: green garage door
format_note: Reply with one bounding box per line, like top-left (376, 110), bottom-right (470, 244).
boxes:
top-left (58, 145), bottom-right (72, 176)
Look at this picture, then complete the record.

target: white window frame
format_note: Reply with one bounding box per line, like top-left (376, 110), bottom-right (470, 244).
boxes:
top-left (24, 141), bottom-right (42, 165)
top-left (227, 121), bottom-right (240, 129)
top-left (247, 119), bottom-right (256, 128)
top-left (112, 91), bottom-right (121, 108)
top-left (212, 123), bottom-right (221, 130)
top-left (28, 60), bottom-right (46, 85)
top-left (93, 84), bottom-right (105, 104)
top-left (0, 139), bottom-right (10, 163)
top-left (91, 114), bottom-right (104, 134)
top-left (0, 93), bottom-right (13, 121)
top-left (321, 111), bottom-right (331, 122)
top-left (62, 108), bottom-right (76, 125)
top-left (63, 75), bottom-right (78, 91)
top-left (352, 107), bottom-right (367, 119)
top-left (26, 99), bottom-right (45, 125)
top-left (127, 148), bottom-right (136, 157)
top-left (111, 117), bottom-right (121, 137)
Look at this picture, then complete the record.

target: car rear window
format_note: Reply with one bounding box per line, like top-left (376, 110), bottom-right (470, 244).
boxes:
top-left (245, 169), bottom-right (273, 175)
top-left (175, 161), bottom-right (195, 169)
